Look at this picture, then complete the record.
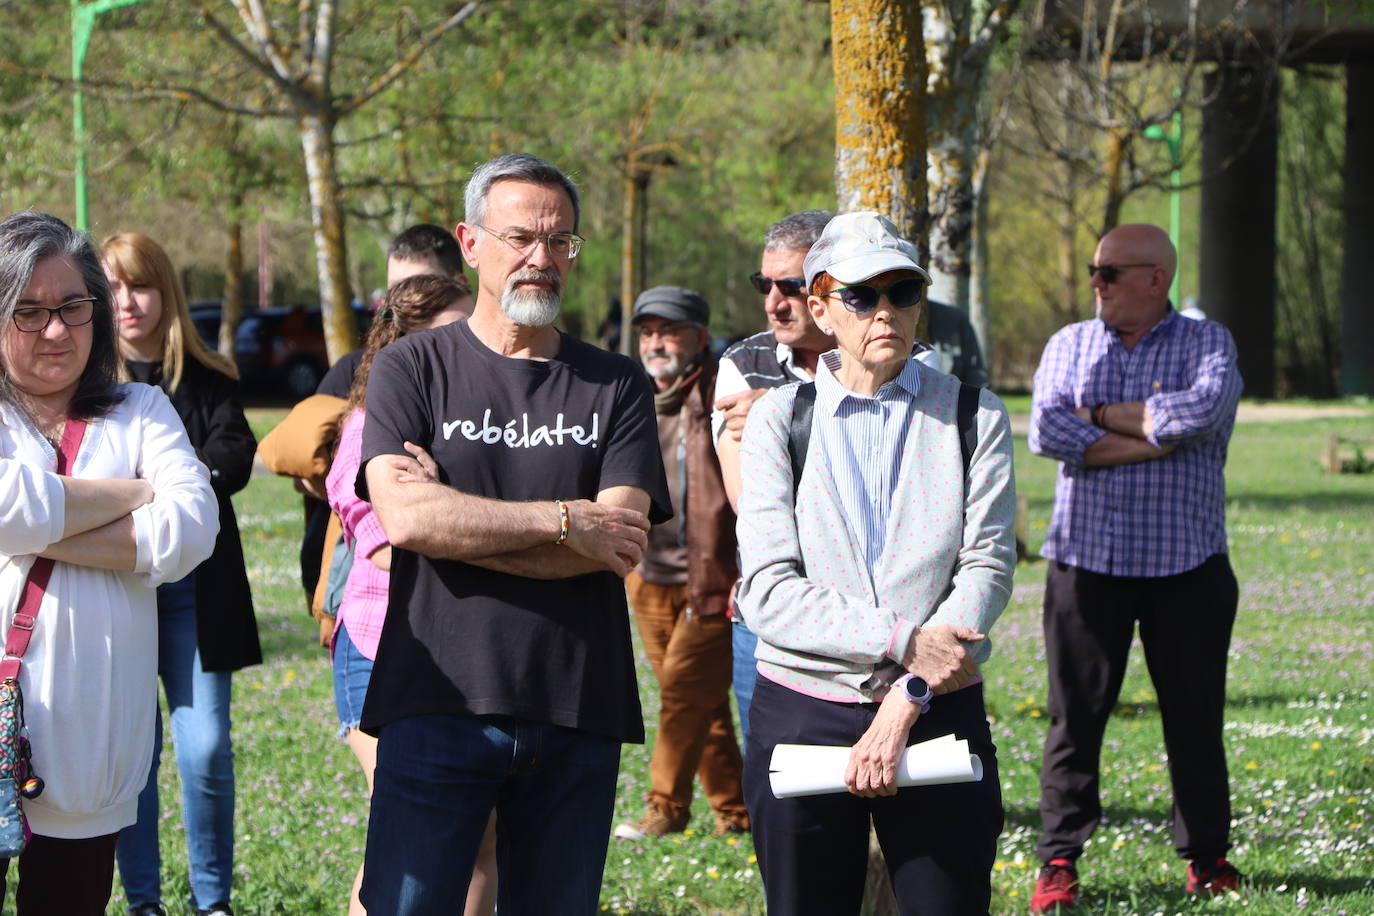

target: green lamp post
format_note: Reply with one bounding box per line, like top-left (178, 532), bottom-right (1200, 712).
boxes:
top-left (71, 0), bottom-right (148, 230)
top-left (1143, 104), bottom-right (1184, 307)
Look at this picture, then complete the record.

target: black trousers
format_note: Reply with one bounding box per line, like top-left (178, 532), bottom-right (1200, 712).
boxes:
top-left (1, 832), bottom-right (119, 915)
top-left (743, 677), bottom-right (1003, 916)
top-left (1036, 554), bottom-right (1238, 864)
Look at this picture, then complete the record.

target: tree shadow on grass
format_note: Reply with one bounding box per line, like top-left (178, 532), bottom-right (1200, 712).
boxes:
top-left (1228, 491), bottom-right (1374, 512)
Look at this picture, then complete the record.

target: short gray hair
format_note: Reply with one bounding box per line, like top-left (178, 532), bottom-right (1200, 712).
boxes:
top-left (764, 209), bottom-right (834, 253)
top-left (0, 209), bottom-right (123, 418)
top-left (464, 153), bottom-right (581, 232)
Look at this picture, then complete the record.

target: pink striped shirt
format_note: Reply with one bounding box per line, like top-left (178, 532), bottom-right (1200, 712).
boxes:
top-left (326, 408), bottom-right (391, 660)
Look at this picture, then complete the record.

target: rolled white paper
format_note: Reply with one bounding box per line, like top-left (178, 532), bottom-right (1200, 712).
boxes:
top-left (768, 733), bottom-right (983, 798)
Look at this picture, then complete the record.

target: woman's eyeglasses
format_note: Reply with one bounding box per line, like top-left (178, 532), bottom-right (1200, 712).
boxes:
top-left (748, 273), bottom-right (808, 298)
top-left (11, 298), bottom-right (98, 333)
top-left (821, 278), bottom-right (925, 314)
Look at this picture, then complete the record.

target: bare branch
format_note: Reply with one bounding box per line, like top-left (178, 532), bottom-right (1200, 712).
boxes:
top-left (230, 0), bottom-right (297, 84)
top-left (0, 60), bottom-right (291, 118)
top-left (185, 0), bottom-right (303, 103)
top-left (91, 103), bottom-right (189, 176)
top-left (335, 1), bottom-right (483, 119)
top-left (306, 0), bottom-right (335, 95)
top-left (965, 0), bottom-right (1023, 66)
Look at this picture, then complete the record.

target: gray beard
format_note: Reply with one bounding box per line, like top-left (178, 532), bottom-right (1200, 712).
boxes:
top-left (643, 351), bottom-right (685, 380)
top-left (500, 285), bottom-right (562, 327)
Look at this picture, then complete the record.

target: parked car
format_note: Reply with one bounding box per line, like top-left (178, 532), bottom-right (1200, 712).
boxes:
top-left (189, 302), bottom-right (373, 399)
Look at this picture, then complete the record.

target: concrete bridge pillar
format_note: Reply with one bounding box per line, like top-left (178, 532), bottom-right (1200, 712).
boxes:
top-left (1200, 62), bottom-right (1279, 397)
top-left (1341, 60), bottom-right (1374, 396)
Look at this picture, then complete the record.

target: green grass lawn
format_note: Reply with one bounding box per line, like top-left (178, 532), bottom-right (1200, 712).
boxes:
top-left (86, 409), bottom-right (1373, 915)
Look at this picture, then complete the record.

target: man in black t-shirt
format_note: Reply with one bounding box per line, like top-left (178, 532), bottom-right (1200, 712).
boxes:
top-left (356, 153), bottom-right (670, 916)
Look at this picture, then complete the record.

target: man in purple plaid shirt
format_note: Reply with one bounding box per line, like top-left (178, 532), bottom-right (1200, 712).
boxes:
top-left (1026, 224), bottom-right (1245, 913)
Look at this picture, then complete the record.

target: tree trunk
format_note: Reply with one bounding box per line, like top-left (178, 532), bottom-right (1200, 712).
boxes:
top-left (1100, 126), bottom-right (1128, 233)
top-left (220, 210), bottom-right (244, 361)
top-left (300, 110), bottom-right (356, 364)
top-left (925, 1), bottom-right (979, 312)
top-left (968, 145), bottom-right (993, 371)
top-left (832, 0), bottom-right (928, 343)
top-left (620, 163), bottom-right (638, 357)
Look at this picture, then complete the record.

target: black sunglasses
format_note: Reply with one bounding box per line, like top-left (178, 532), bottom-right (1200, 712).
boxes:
top-left (822, 278), bottom-right (926, 314)
top-left (749, 273), bottom-right (808, 298)
top-left (1086, 262), bottom-right (1155, 284)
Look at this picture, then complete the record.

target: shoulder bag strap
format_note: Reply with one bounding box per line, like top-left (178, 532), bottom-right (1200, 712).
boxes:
top-left (957, 382), bottom-right (979, 481)
top-left (1, 418), bottom-right (89, 680)
top-left (788, 382), bottom-right (816, 500)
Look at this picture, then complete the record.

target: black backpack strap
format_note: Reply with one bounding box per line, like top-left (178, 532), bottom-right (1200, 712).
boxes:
top-left (788, 383), bottom-right (816, 499)
top-left (957, 382), bottom-right (979, 481)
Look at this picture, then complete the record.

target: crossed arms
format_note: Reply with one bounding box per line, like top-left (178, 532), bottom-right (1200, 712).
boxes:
top-left (364, 447), bottom-right (650, 579)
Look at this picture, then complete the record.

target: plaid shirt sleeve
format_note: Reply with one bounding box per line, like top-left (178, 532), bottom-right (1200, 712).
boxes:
top-left (1029, 324), bottom-right (1107, 466)
top-left (1145, 321), bottom-right (1243, 447)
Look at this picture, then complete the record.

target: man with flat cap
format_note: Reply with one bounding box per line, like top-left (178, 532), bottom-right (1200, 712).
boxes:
top-left (615, 286), bottom-right (749, 841)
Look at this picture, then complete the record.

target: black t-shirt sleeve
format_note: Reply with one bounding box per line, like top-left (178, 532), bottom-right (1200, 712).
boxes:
top-left (317, 349), bottom-right (362, 398)
top-left (357, 343), bottom-right (431, 501)
top-left (599, 365), bottom-right (673, 524)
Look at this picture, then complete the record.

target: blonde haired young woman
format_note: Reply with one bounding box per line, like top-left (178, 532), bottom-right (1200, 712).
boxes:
top-left (101, 232), bottom-right (261, 916)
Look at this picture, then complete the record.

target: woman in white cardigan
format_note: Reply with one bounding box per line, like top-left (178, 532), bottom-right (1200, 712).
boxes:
top-left (736, 213), bottom-right (1016, 915)
top-left (0, 210), bottom-right (217, 914)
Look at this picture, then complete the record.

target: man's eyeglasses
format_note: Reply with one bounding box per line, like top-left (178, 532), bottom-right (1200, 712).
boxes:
top-left (1086, 263), bottom-right (1155, 284)
top-left (478, 225), bottom-right (584, 260)
top-left (821, 278), bottom-right (925, 315)
top-left (749, 273), bottom-right (808, 298)
top-left (11, 298), bottom-right (98, 333)
top-left (637, 321), bottom-right (696, 342)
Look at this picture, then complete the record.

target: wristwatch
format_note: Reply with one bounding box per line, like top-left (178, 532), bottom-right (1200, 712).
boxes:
top-left (897, 674), bottom-right (933, 714)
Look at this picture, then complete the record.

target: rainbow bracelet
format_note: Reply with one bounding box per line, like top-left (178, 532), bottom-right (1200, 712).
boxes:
top-left (554, 500), bottom-right (571, 545)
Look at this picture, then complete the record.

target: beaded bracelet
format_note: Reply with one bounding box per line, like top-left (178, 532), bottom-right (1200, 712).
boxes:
top-left (554, 500), bottom-right (571, 545)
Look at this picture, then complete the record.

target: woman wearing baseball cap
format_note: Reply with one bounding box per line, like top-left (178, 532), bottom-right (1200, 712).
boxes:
top-left (735, 212), bottom-right (1016, 914)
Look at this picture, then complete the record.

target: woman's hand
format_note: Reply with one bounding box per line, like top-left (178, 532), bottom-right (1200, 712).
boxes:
top-left (902, 624), bottom-right (984, 694)
top-left (844, 688), bottom-right (920, 797)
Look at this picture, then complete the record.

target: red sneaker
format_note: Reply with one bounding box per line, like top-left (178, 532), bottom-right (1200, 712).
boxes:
top-left (1187, 857), bottom-right (1244, 894)
top-left (1030, 858), bottom-right (1079, 913)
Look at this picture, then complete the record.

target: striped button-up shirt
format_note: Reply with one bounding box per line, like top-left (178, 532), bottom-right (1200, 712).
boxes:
top-left (1029, 309), bottom-right (1242, 578)
top-left (813, 351), bottom-right (924, 575)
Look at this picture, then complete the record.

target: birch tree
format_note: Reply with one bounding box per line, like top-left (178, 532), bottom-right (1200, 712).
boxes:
top-left (924, 0), bottom-right (1020, 317)
top-left (4, 0), bottom-right (484, 361)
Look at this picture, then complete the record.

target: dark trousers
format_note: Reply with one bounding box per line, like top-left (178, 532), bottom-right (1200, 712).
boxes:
top-left (743, 677), bottom-right (1003, 916)
top-left (1, 832), bottom-right (120, 914)
top-left (1037, 554), bottom-right (1238, 864)
top-left (361, 712), bottom-right (621, 916)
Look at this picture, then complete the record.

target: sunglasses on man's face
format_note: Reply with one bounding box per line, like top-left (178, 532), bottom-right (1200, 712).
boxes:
top-left (821, 278), bottom-right (926, 314)
top-left (1086, 262), bottom-right (1155, 284)
top-left (749, 273), bottom-right (808, 298)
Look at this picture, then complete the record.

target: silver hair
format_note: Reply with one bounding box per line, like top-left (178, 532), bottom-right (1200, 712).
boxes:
top-left (0, 209), bottom-right (122, 418)
top-left (763, 209), bottom-right (835, 253)
top-left (464, 153), bottom-right (581, 232)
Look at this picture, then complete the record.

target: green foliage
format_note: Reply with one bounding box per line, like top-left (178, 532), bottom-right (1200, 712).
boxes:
top-left (1275, 68), bottom-right (1346, 398)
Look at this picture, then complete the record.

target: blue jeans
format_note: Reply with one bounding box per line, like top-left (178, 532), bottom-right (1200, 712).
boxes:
top-left (361, 713), bottom-right (621, 916)
top-left (732, 619), bottom-right (759, 745)
top-left (332, 620), bottom-right (373, 735)
top-left (116, 575), bottom-right (236, 910)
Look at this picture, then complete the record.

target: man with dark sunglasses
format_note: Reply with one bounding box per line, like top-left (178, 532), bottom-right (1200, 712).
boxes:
top-left (710, 210), bottom-right (837, 743)
top-left (1028, 224), bottom-right (1245, 912)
